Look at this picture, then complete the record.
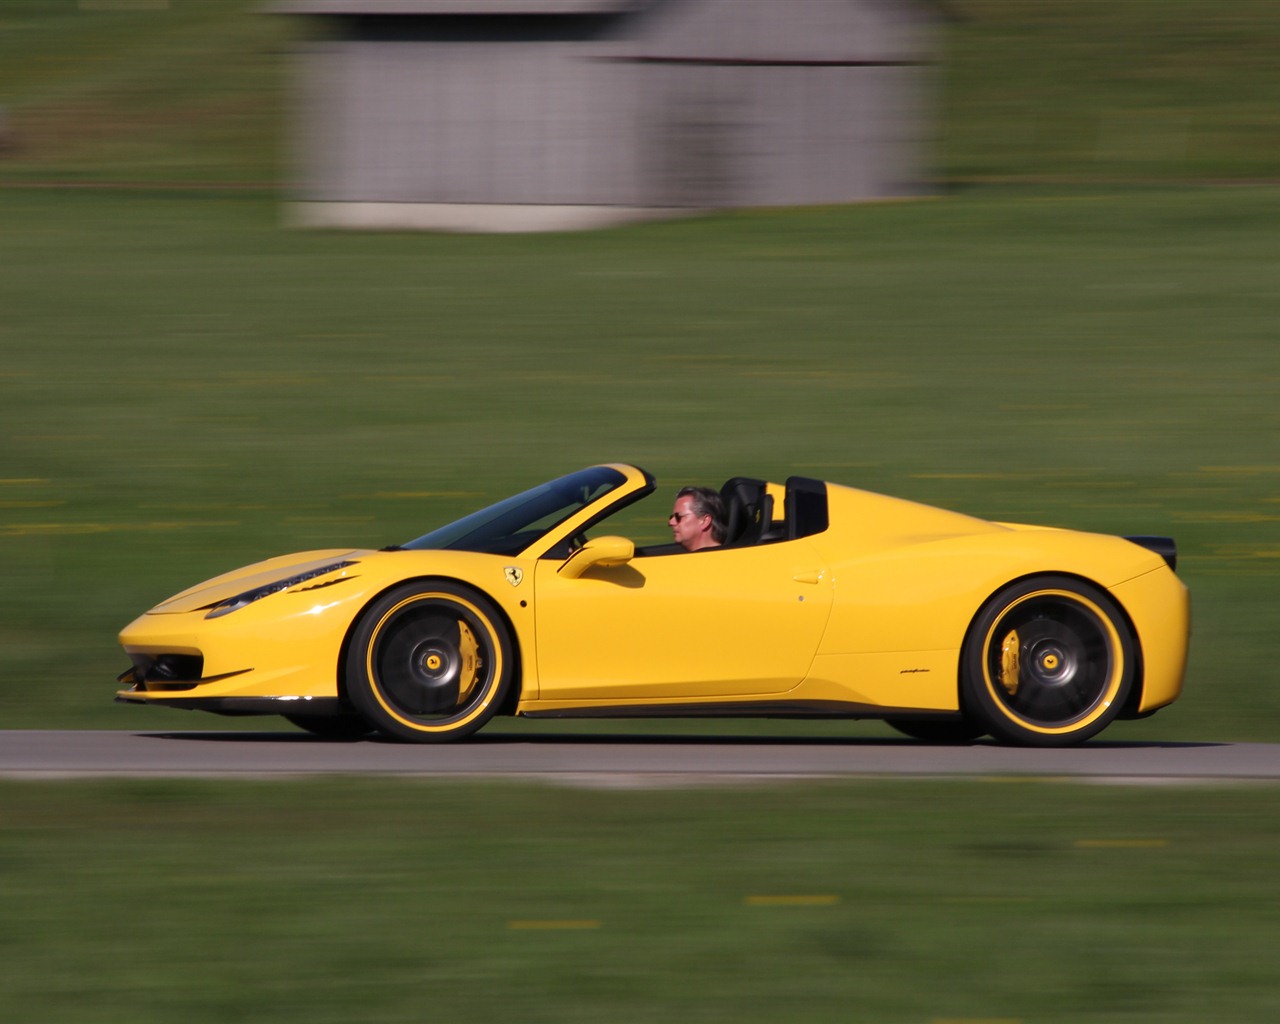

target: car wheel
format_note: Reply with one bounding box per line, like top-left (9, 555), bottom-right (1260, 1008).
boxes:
top-left (962, 576), bottom-right (1134, 747)
top-left (283, 712), bottom-right (374, 740)
top-left (885, 717), bottom-right (986, 744)
top-left (345, 581), bottom-right (514, 743)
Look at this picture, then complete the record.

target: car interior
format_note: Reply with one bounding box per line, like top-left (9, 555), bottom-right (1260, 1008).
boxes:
top-left (628, 475), bottom-right (828, 557)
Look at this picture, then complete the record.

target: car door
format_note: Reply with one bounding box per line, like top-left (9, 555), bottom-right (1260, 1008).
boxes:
top-left (531, 539), bottom-right (833, 701)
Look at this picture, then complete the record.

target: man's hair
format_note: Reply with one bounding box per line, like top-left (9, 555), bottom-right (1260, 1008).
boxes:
top-left (676, 486), bottom-right (727, 543)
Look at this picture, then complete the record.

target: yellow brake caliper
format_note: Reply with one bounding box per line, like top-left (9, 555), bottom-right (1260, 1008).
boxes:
top-left (1000, 629), bottom-right (1021, 696)
top-left (456, 620), bottom-right (480, 701)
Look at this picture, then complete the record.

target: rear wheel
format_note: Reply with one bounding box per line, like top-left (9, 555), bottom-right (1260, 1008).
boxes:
top-left (346, 582), bottom-right (514, 743)
top-left (962, 576), bottom-right (1134, 747)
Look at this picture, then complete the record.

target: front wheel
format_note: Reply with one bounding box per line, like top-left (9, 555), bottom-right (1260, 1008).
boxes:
top-left (345, 582), bottom-right (515, 743)
top-left (961, 576), bottom-right (1135, 747)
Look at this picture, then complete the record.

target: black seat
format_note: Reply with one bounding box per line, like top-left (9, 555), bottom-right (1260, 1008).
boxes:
top-left (719, 477), bottom-right (770, 547)
top-left (784, 476), bottom-right (828, 540)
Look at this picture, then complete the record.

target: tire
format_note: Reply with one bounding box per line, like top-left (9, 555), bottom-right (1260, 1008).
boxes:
top-left (283, 712), bottom-right (374, 740)
top-left (345, 581), bottom-right (514, 743)
top-left (962, 575), bottom-right (1135, 747)
top-left (885, 717), bottom-right (986, 744)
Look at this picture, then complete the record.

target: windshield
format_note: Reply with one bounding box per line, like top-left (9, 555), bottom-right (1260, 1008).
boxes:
top-left (402, 466), bottom-right (628, 556)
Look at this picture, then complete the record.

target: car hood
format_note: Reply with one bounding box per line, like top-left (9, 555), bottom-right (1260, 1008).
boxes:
top-left (149, 549), bottom-right (371, 614)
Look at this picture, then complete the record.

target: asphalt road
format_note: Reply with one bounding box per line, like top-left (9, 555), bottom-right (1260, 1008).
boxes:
top-left (3, 730), bottom-right (1280, 783)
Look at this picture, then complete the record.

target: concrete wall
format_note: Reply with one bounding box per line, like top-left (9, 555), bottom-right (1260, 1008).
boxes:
top-left (278, 0), bottom-right (935, 231)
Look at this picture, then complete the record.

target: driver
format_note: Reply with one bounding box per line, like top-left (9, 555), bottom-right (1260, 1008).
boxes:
top-left (669, 486), bottom-right (727, 552)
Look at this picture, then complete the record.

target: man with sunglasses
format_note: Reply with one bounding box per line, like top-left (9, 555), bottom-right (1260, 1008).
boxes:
top-left (669, 486), bottom-right (727, 552)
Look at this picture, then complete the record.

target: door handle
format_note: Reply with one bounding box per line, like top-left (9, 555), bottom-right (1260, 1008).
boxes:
top-left (792, 571), bottom-right (823, 585)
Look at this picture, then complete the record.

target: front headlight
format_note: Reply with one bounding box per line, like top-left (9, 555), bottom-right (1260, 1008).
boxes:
top-left (204, 561), bottom-right (358, 619)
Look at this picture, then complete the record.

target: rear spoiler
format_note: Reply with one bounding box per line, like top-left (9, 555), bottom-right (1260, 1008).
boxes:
top-left (1125, 535), bottom-right (1177, 572)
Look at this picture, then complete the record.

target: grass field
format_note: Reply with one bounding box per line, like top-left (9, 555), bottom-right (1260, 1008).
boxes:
top-left (942, 0), bottom-right (1280, 183)
top-left (4, 778), bottom-right (1280, 1024)
top-left (2, 184), bottom-right (1277, 738)
top-left (2, 5), bottom-right (1279, 1020)
top-left (2, 1), bottom-right (1277, 185)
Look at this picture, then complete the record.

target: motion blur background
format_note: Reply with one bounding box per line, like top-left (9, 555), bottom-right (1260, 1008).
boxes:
top-left (3, 4), bottom-right (1280, 1023)
top-left (2, 0), bottom-right (1276, 736)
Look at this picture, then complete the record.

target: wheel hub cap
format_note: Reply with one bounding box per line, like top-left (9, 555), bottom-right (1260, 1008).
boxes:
top-left (412, 641), bottom-right (457, 686)
top-left (1030, 639), bottom-right (1073, 685)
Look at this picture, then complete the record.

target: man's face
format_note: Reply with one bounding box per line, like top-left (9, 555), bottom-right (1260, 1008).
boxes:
top-left (669, 494), bottom-right (709, 551)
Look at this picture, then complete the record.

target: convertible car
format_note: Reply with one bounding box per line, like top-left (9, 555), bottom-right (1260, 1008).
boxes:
top-left (117, 464), bottom-right (1189, 746)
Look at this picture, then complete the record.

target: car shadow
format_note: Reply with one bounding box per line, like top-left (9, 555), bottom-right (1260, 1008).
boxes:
top-left (138, 730), bottom-right (1229, 750)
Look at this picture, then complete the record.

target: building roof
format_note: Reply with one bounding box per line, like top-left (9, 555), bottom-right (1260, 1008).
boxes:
top-left (268, 1), bottom-right (643, 14)
top-left (269, 1), bottom-right (934, 63)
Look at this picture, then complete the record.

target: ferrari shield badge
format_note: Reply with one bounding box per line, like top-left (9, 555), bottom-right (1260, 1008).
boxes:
top-left (503, 566), bottom-right (524, 588)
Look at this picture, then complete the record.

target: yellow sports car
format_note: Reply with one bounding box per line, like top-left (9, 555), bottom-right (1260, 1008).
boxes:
top-left (117, 464), bottom-right (1189, 746)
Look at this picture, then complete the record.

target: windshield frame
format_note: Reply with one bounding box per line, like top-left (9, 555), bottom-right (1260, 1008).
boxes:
top-left (401, 465), bottom-right (652, 558)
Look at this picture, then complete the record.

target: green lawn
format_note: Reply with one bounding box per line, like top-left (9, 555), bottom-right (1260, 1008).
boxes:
top-left (2, 184), bottom-right (1278, 737)
top-left (942, 0), bottom-right (1280, 182)
top-left (3, 778), bottom-right (1280, 1023)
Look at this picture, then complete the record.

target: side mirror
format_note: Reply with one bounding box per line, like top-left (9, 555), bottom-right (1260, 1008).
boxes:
top-left (558, 536), bottom-right (635, 579)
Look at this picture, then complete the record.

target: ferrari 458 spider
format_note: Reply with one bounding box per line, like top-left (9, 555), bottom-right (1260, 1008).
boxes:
top-left (117, 464), bottom-right (1189, 746)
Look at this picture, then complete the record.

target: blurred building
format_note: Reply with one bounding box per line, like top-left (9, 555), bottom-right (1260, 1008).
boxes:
top-left (272, 0), bottom-right (937, 231)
